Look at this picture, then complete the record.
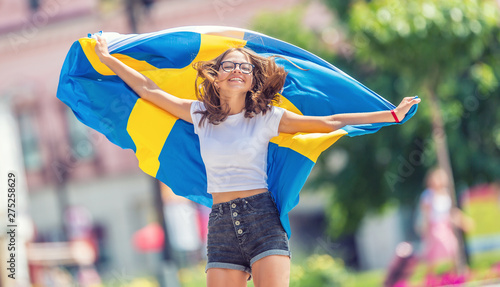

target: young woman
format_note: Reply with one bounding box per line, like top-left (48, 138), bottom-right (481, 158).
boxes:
top-left (94, 35), bottom-right (420, 287)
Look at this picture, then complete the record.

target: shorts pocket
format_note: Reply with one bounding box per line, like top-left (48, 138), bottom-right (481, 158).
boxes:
top-left (246, 197), bottom-right (279, 216)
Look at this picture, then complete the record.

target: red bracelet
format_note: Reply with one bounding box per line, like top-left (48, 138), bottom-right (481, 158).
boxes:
top-left (391, 110), bottom-right (400, 123)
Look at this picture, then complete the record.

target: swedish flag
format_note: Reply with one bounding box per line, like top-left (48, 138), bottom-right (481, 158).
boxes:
top-left (57, 26), bottom-right (417, 238)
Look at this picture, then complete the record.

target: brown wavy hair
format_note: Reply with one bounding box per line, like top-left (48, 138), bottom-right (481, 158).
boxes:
top-left (192, 47), bottom-right (288, 126)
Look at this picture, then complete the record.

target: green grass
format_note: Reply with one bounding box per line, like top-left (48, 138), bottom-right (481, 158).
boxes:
top-left (347, 269), bottom-right (384, 287)
top-left (98, 249), bottom-right (499, 286)
top-left (469, 249), bottom-right (500, 281)
top-left (464, 198), bottom-right (500, 237)
top-left (348, 250), bottom-right (500, 287)
top-left (173, 250), bottom-right (500, 287)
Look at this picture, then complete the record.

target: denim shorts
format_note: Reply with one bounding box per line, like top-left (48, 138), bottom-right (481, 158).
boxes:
top-left (205, 191), bottom-right (291, 277)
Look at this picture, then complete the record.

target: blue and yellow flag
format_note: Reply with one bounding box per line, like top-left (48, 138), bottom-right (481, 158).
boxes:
top-left (57, 26), bottom-right (417, 238)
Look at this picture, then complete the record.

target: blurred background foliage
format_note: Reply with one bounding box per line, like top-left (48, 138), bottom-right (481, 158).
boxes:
top-left (252, 0), bottom-right (500, 238)
top-left (179, 254), bottom-right (363, 286)
top-left (251, 6), bottom-right (334, 61)
top-left (177, 251), bottom-right (500, 286)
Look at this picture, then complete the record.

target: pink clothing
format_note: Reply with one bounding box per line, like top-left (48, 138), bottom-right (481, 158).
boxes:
top-left (423, 220), bottom-right (458, 262)
top-left (420, 189), bottom-right (458, 263)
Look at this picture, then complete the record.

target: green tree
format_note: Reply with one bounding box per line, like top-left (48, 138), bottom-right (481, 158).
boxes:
top-left (251, 6), bottom-right (333, 61)
top-left (345, 0), bottom-right (500, 271)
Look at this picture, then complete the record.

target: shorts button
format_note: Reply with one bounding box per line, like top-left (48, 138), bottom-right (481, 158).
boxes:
top-left (233, 212), bottom-right (238, 217)
top-left (235, 221), bottom-right (240, 226)
top-left (237, 229), bottom-right (243, 234)
top-left (231, 203), bottom-right (236, 208)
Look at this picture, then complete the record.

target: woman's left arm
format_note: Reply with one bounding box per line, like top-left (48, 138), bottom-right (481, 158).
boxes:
top-left (279, 96), bottom-right (421, 134)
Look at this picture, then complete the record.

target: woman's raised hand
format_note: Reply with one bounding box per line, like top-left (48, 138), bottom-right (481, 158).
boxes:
top-left (94, 35), bottom-right (111, 62)
top-left (395, 96), bottom-right (421, 120)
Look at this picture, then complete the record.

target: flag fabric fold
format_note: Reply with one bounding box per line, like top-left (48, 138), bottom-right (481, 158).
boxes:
top-left (57, 26), bottom-right (418, 238)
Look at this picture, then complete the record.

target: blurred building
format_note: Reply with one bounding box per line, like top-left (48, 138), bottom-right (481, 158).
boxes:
top-left (0, 0), bottom-right (301, 284)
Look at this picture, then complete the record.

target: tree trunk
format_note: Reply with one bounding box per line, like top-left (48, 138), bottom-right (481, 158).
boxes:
top-left (427, 86), bottom-right (467, 274)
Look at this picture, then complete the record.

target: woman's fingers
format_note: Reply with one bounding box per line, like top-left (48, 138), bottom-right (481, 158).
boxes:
top-left (405, 96), bottom-right (420, 102)
top-left (402, 97), bottom-right (421, 106)
top-left (95, 35), bottom-right (106, 48)
top-left (94, 35), bottom-right (109, 59)
top-left (395, 96), bottom-right (421, 120)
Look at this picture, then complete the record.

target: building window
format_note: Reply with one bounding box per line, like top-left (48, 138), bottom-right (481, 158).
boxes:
top-left (17, 111), bottom-right (43, 171)
top-left (66, 108), bottom-right (95, 160)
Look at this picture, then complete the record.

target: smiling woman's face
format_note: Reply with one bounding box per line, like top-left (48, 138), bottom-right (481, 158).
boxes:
top-left (216, 51), bottom-right (254, 95)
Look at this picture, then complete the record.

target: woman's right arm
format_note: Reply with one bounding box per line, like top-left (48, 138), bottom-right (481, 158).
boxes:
top-left (94, 35), bottom-right (194, 123)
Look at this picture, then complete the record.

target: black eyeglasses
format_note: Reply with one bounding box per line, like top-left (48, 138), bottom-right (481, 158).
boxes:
top-left (220, 61), bottom-right (255, 74)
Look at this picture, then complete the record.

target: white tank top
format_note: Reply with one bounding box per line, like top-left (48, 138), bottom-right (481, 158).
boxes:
top-left (190, 101), bottom-right (285, 194)
top-left (420, 189), bottom-right (452, 223)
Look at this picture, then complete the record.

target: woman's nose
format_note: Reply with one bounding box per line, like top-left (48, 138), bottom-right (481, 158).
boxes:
top-left (232, 64), bottom-right (243, 73)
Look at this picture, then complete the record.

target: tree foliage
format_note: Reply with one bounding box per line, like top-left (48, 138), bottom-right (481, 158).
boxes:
top-left (349, 0), bottom-right (498, 81)
top-left (251, 6), bottom-right (333, 61)
top-left (253, 1), bottom-right (500, 238)
top-left (326, 0), bottom-right (500, 238)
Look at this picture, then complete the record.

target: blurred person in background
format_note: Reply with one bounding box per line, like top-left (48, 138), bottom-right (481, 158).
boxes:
top-left (418, 168), bottom-right (474, 282)
top-left (93, 35), bottom-right (420, 287)
top-left (384, 242), bottom-right (418, 287)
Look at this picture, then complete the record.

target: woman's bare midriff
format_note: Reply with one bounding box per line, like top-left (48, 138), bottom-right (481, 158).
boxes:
top-left (211, 188), bottom-right (269, 204)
